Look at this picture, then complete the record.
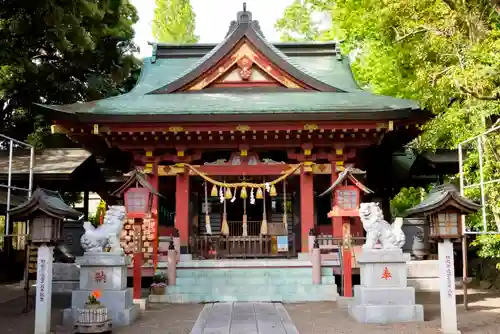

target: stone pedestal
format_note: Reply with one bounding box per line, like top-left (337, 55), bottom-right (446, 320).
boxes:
top-left (63, 253), bottom-right (139, 328)
top-left (348, 249), bottom-right (424, 324)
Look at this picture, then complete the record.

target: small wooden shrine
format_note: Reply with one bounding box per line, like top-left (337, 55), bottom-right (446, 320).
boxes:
top-left (40, 6), bottom-right (430, 267)
top-left (405, 184), bottom-right (481, 240)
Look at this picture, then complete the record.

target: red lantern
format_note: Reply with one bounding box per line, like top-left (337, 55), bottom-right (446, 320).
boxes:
top-left (124, 187), bottom-right (152, 218)
top-left (333, 185), bottom-right (360, 217)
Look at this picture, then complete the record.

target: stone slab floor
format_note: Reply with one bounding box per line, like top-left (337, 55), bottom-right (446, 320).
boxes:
top-left (191, 302), bottom-right (299, 334)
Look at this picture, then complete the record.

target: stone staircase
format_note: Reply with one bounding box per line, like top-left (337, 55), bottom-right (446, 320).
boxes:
top-left (150, 260), bottom-right (338, 303)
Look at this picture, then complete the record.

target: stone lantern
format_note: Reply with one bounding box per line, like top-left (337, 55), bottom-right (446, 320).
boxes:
top-left (405, 184), bottom-right (480, 334)
top-left (8, 188), bottom-right (81, 334)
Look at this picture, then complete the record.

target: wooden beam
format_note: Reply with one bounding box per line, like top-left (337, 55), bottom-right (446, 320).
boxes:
top-left (111, 138), bottom-right (376, 151)
top-left (93, 121), bottom-right (394, 133)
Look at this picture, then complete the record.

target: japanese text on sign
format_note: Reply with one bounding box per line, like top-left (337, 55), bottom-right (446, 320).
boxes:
top-left (445, 255), bottom-right (454, 297)
top-left (381, 267), bottom-right (392, 280)
top-left (39, 259), bottom-right (46, 303)
top-left (94, 270), bottom-right (107, 284)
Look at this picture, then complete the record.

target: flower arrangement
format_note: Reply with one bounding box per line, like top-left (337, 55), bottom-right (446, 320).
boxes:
top-left (151, 272), bottom-right (167, 287)
top-left (150, 272), bottom-right (167, 294)
top-left (86, 290), bottom-right (102, 307)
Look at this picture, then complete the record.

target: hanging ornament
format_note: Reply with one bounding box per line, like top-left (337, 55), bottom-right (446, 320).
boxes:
top-left (211, 184), bottom-right (218, 197)
top-left (250, 188), bottom-right (255, 205)
top-left (269, 184), bottom-right (277, 197)
top-left (221, 216), bottom-right (229, 236)
top-left (261, 188), bottom-right (268, 235)
top-left (219, 187), bottom-right (224, 203)
top-left (225, 187), bottom-right (233, 200)
top-left (256, 187), bottom-right (263, 199)
top-left (240, 186), bottom-right (248, 199)
top-left (204, 182), bottom-right (212, 235)
top-left (242, 199), bottom-right (248, 237)
top-left (205, 215), bottom-right (212, 235)
top-left (265, 182), bottom-right (271, 193)
top-left (230, 188), bottom-right (237, 203)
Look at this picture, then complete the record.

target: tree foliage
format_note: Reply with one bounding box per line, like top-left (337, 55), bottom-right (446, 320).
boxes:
top-left (0, 0), bottom-right (141, 147)
top-left (277, 0), bottom-right (500, 261)
top-left (152, 0), bottom-right (199, 44)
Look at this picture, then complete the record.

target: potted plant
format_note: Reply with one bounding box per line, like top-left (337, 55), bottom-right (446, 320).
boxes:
top-left (150, 272), bottom-right (167, 295)
top-left (76, 290), bottom-right (109, 327)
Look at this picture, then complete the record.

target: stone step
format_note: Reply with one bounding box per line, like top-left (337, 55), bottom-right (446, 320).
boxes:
top-left (150, 284), bottom-right (338, 303)
top-left (167, 281), bottom-right (337, 294)
top-left (167, 267), bottom-right (333, 277)
top-left (172, 275), bottom-right (335, 286)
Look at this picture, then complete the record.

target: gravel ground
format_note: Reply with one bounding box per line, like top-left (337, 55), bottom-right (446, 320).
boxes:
top-left (286, 290), bottom-right (500, 334)
top-left (3, 290), bottom-right (500, 333)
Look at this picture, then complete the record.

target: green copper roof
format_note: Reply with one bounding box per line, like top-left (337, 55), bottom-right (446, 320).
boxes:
top-left (37, 9), bottom-right (425, 122)
top-left (45, 89), bottom-right (418, 116)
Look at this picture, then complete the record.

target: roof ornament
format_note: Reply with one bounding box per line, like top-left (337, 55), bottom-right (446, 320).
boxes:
top-left (237, 2), bottom-right (252, 23)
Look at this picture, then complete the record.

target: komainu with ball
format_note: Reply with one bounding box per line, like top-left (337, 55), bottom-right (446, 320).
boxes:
top-left (359, 202), bottom-right (405, 250)
top-left (80, 205), bottom-right (126, 253)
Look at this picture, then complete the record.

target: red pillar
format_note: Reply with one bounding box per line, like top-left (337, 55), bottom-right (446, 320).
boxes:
top-left (300, 166), bottom-right (314, 252)
top-left (175, 169), bottom-right (190, 252)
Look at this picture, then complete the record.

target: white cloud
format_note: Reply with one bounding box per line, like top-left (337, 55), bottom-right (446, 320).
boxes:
top-left (130, 0), bottom-right (294, 58)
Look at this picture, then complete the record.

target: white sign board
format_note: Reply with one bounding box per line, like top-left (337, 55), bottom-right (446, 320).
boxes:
top-left (438, 239), bottom-right (460, 334)
top-left (35, 245), bottom-right (54, 334)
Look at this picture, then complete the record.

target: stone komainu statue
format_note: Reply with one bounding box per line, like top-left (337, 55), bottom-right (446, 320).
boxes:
top-left (359, 202), bottom-right (405, 250)
top-left (80, 205), bottom-right (126, 253)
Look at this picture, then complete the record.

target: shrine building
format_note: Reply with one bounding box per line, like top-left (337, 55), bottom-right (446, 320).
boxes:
top-left (40, 8), bottom-right (429, 269)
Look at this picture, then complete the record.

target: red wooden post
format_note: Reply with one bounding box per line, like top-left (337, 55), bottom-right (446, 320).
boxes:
top-left (300, 165), bottom-right (314, 252)
top-left (133, 219), bottom-right (143, 300)
top-left (175, 168), bottom-right (190, 252)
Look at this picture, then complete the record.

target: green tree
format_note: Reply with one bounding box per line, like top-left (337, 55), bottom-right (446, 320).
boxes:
top-left (152, 0), bottom-right (199, 44)
top-left (0, 0), bottom-right (141, 147)
top-left (277, 1), bottom-right (500, 262)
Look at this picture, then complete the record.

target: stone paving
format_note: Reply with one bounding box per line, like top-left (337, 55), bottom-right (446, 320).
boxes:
top-left (191, 302), bottom-right (299, 334)
top-left (4, 288), bottom-right (500, 333)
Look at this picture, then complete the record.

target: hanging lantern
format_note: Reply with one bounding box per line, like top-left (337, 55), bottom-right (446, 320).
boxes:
top-left (256, 187), bottom-right (263, 199)
top-left (269, 184), bottom-right (277, 197)
top-left (211, 184), bottom-right (218, 197)
top-left (225, 187), bottom-right (233, 200)
top-left (240, 187), bottom-right (248, 199)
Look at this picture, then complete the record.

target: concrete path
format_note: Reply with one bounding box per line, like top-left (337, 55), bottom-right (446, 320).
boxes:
top-left (191, 302), bottom-right (299, 334)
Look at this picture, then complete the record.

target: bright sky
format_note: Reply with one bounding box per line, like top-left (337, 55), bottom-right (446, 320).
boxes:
top-left (130, 0), bottom-right (294, 58)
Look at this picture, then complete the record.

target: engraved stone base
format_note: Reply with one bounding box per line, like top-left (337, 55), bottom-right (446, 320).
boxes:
top-left (349, 249), bottom-right (424, 324)
top-left (63, 253), bottom-right (139, 328)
